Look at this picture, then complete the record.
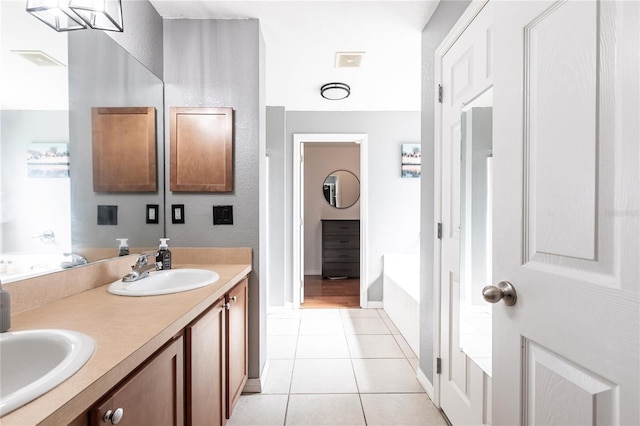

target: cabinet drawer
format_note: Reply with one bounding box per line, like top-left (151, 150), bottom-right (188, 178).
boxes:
top-left (323, 248), bottom-right (360, 262)
top-left (323, 236), bottom-right (359, 249)
top-left (322, 220), bottom-right (360, 235)
top-left (323, 262), bottom-right (360, 278)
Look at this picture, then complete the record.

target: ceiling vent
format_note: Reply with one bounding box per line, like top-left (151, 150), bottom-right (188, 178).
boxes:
top-left (335, 52), bottom-right (365, 68)
top-left (11, 50), bottom-right (65, 67)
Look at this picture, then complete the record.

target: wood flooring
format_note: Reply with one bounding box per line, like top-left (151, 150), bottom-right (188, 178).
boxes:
top-left (301, 275), bottom-right (360, 309)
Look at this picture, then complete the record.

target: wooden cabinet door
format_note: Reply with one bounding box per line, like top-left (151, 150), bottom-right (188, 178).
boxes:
top-left (225, 279), bottom-right (248, 419)
top-left (90, 337), bottom-right (184, 426)
top-left (186, 299), bottom-right (225, 426)
top-left (169, 107), bottom-right (233, 192)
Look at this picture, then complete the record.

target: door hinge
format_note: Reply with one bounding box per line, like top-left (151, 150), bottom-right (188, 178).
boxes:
top-left (438, 84), bottom-right (443, 103)
top-left (437, 223), bottom-right (442, 240)
top-left (436, 357), bottom-right (442, 374)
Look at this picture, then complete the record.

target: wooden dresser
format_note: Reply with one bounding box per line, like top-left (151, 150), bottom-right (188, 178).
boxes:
top-left (321, 219), bottom-right (360, 278)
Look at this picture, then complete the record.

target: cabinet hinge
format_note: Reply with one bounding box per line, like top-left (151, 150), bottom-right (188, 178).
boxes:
top-left (437, 223), bottom-right (442, 240)
top-left (436, 357), bottom-right (442, 374)
top-left (438, 84), bottom-right (443, 103)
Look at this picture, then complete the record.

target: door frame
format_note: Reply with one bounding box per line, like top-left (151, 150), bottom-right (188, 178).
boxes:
top-left (292, 133), bottom-right (369, 309)
top-left (433, 0), bottom-right (489, 408)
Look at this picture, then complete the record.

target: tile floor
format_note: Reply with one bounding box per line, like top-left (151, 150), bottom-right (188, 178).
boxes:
top-left (227, 308), bottom-right (448, 426)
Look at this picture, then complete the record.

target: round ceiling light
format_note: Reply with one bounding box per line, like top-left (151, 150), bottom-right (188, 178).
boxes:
top-left (320, 82), bottom-right (350, 100)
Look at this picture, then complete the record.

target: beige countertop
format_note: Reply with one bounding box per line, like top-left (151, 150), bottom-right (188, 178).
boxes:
top-left (1, 262), bottom-right (251, 426)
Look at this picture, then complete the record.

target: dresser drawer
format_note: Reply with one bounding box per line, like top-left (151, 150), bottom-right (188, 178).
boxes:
top-left (322, 220), bottom-right (360, 235)
top-left (322, 262), bottom-right (360, 278)
top-left (323, 248), bottom-right (360, 262)
top-left (323, 236), bottom-right (359, 249)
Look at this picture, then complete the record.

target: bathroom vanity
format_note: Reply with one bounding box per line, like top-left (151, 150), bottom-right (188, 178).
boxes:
top-left (1, 248), bottom-right (251, 426)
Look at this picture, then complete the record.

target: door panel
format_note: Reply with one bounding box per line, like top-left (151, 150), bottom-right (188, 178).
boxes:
top-left (493, 1), bottom-right (639, 424)
top-left (439, 2), bottom-right (493, 425)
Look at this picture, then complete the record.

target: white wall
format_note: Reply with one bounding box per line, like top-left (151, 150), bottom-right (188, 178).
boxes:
top-left (303, 145), bottom-right (360, 275)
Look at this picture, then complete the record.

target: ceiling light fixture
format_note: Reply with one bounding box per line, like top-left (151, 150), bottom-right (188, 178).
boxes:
top-left (320, 82), bottom-right (350, 101)
top-left (26, 0), bottom-right (123, 32)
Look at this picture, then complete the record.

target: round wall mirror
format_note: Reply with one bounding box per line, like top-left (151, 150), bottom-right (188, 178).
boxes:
top-left (322, 170), bottom-right (360, 209)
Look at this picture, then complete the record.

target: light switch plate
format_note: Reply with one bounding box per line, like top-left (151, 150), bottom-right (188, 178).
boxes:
top-left (213, 205), bottom-right (233, 225)
top-left (172, 204), bottom-right (185, 224)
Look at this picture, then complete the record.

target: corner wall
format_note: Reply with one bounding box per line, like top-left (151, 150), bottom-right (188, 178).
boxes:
top-left (285, 111), bottom-right (421, 303)
top-left (163, 18), bottom-right (265, 379)
top-left (419, 0), bottom-right (471, 384)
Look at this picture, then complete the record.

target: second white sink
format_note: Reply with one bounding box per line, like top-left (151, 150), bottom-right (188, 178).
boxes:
top-left (108, 268), bottom-right (219, 296)
top-left (0, 329), bottom-right (95, 416)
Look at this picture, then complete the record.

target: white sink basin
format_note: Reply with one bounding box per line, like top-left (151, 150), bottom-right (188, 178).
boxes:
top-left (108, 268), bottom-right (219, 296)
top-left (0, 329), bottom-right (95, 416)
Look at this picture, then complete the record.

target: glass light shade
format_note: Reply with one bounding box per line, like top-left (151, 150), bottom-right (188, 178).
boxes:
top-left (68, 0), bottom-right (123, 32)
top-left (320, 82), bottom-right (351, 100)
top-left (26, 0), bottom-right (87, 32)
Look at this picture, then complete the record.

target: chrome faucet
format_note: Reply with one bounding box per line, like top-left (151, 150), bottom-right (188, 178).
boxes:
top-left (122, 253), bottom-right (160, 282)
top-left (60, 253), bottom-right (88, 269)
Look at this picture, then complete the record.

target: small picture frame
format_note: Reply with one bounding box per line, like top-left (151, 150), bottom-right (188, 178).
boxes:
top-left (27, 142), bottom-right (70, 178)
top-left (401, 143), bottom-right (421, 178)
top-left (171, 204), bottom-right (185, 224)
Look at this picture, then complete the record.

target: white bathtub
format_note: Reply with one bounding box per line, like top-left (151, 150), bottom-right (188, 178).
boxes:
top-left (383, 253), bottom-right (420, 356)
top-left (0, 253), bottom-right (66, 283)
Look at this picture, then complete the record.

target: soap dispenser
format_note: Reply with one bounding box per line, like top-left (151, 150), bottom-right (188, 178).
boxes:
top-left (117, 238), bottom-right (129, 256)
top-left (156, 238), bottom-right (171, 270)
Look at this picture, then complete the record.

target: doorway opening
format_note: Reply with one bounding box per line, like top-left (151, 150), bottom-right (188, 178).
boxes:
top-left (292, 133), bottom-right (368, 310)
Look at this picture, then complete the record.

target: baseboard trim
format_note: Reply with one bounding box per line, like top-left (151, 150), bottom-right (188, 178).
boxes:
top-left (366, 301), bottom-right (383, 309)
top-left (242, 360), bottom-right (270, 393)
top-left (417, 367), bottom-right (435, 403)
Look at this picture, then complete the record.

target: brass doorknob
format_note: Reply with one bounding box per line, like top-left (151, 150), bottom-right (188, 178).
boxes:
top-left (482, 281), bottom-right (517, 306)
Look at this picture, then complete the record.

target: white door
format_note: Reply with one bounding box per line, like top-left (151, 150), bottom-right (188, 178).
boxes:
top-left (492, 1), bottom-right (639, 424)
top-left (437, 3), bottom-right (493, 425)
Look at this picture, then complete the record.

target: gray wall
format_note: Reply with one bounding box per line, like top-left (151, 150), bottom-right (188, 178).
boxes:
top-left (419, 0), bottom-right (471, 384)
top-left (107, 0), bottom-right (164, 80)
top-left (285, 111), bottom-right (421, 303)
top-left (266, 106), bottom-right (287, 307)
top-left (69, 30), bottom-right (165, 253)
top-left (163, 19), bottom-right (266, 379)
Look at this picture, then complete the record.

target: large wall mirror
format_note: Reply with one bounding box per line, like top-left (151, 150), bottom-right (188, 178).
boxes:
top-left (322, 170), bottom-right (360, 209)
top-left (458, 88), bottom-right (493, 375)
top-left (0, 1), bottom-right (164, 283)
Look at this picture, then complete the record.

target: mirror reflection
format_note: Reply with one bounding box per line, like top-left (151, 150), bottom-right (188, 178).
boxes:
top-left (458, 88), bottom-right (493, 375)
top-left (0, 2), bottom-right (164, 283)
top-left (322, 170), bottom-right (360, 209)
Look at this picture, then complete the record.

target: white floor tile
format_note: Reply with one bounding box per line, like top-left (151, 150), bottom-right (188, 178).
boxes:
top-left (377, 309), bottom-right (390, 318)
top-left (382, 317), bottom-right (402, 335)
top-left (298, 317), bottom-right (344, 335)
top-left (268, 318), bottom-right (300, 336)
top-left (290, 359), bottom-right (358, 393)
top-left (343, 317), bottom-right (391, 335)
top-left (300, 308), bottom-right (341, 319)
top-left (286, 394), bottom-right (366, 426)
top-left (361, 393), bottom-right (448, 426)
top-left (346, 334), bottom-right (405, 359)
top-left (352, 359), bottom-right (425, 393)
top-left (340, 308), bottom-right (381, 318)
top-left (262, 359), bottom-right (294, 394)
top-left (227, 394), bottom-right (288, 426)
top-left (393, 333), bottom-right (418, 359)
top-left (408, 357), bottom-right (420, 372)
top-left (295, 335), bottom-right (350, 358)
top-left (268, 335), bottom-right (298, 359)
top-left (268, 310), bottom-right (302, 319)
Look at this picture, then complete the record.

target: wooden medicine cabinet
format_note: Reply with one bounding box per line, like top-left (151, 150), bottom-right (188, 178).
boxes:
top-left (170, 107), bottom-right (233, 192)
top-left (92, 107), bottom-right (157, 192)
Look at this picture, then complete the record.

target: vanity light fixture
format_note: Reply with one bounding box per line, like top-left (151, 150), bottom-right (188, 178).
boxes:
top-left (26, 0), bottom-right (123, 33)
top-left (320, 82), bottom-right (351, 101)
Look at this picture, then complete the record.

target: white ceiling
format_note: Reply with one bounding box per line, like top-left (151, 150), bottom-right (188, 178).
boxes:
top-left (149, 1), bottom-right (440, 111)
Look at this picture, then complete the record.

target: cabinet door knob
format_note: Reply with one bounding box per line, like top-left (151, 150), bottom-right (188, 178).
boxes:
top-left (103, 408), bottom-right (124, 425)
top-left (224, 302), bottom-right (231, 310)
top-left (230, 295), bottom-right (237, 302)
